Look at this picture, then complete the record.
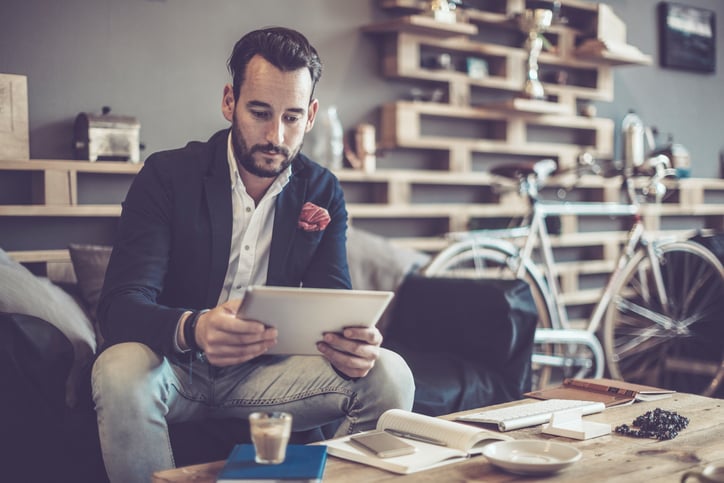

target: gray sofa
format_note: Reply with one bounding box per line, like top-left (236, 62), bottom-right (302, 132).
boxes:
top-left (0, 227), bottom-right (537, 482)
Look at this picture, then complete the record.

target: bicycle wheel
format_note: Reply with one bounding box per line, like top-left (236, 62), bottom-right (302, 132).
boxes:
top-left (424, 239), bottom-right (556, 388)
top-left (603, 241), bottom-right (724, 396)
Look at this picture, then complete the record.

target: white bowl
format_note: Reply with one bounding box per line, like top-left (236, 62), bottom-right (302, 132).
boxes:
top-left (482, 440), bottom-right (582, 475)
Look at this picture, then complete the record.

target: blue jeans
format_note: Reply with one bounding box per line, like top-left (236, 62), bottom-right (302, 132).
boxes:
top-left (91, 342), bottom-right (414, 483)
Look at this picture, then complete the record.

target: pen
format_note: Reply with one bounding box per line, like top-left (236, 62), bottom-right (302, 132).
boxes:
top-left (384, 429), bottom-right (447, 447)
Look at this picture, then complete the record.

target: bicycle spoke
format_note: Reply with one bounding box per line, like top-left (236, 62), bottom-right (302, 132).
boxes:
top-left (605, 242), bottom-right (724, 396)
top-left (667, 250), bottom-right (717, 318)
top-left (676, 303), bottom-right (720, 331)
top-left (616, 340), bottom-right (670, 382)
top-left (613, 325), bottom-right (671, 361)
top-left (615, 296), bottom-right (672, 329)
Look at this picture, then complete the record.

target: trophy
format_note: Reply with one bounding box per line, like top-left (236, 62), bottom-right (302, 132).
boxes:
top-left (517, 8), bottom-right (554, 100)
top-left (429, 0), bottom-right (456, 23)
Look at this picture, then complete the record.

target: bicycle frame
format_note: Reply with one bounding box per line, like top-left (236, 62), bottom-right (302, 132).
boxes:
top-left (532, 199), bottom-right (641, 334)
top-left (438, 161), bottom-right (724, 391)
top-left (456, 184), bottom-right (656, 334)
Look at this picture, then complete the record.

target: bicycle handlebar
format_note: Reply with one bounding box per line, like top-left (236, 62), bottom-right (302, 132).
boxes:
top-left (508, 155), bottom-right (681, 205)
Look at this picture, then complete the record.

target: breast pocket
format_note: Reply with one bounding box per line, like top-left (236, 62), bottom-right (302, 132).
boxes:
top-left (288, 229), bottom-right (325, 279)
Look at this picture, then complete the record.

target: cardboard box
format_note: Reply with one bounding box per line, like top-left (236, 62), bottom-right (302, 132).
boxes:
top-left (0, 73), bottom-right (30, 160)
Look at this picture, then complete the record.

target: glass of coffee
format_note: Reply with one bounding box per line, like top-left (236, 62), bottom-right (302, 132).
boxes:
top-left (249, 412), bottom-right (293, 464)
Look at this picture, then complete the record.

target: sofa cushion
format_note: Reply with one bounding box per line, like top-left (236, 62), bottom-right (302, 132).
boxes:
top-left (346, 227), bottom-right (430, 333)
top-left (68, 244), bottom-right (113, 319)
top-left (0, 247), bottom-right (96, 407)
top-left (0, 312), bottom-right (76, 482)
top-left (346, 227), bottom-right (430, 292)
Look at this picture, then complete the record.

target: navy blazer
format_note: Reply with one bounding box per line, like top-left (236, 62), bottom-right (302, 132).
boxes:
top-left (97, 129), bottom-right (351, 355)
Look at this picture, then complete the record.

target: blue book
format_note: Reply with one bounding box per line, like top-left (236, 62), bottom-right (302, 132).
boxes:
top-left (216, 444), bottom-right (327, 482)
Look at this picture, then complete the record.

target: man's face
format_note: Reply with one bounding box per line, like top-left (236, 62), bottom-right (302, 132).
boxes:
top-left (222, 55), bottom-right (318, 178)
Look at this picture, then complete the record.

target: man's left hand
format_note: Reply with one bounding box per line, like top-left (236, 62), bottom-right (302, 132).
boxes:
top-left (316, 326), bottom-right (382, 378)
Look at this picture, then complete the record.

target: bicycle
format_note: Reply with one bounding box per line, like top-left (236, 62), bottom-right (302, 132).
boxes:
top-left (423, 156), bottom-right (724, 396)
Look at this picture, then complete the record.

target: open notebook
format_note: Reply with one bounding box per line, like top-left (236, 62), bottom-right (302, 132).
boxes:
top-left (318, 409), bottom-right (511, 474)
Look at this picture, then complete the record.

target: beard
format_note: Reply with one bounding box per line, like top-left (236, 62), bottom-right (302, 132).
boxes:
top-left (230, 117), bottom-right (299, 179)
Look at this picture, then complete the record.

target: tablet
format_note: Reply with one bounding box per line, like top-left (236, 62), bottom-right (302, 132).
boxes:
top-left (236, 286), bottom-right (395, 355)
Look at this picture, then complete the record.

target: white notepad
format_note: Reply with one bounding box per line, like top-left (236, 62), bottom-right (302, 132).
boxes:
top-left (456, 399), bottom-right (606, 432)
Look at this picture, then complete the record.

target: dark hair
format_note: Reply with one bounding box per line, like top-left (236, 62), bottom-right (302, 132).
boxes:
top-left (227, 27), bottom-right (322, 101)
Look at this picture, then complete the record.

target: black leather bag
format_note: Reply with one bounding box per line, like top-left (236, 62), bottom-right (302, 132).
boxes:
top-left (383, 274), bottom-right (538, 416)
top-left (690, 231), bottom-right (724, 264)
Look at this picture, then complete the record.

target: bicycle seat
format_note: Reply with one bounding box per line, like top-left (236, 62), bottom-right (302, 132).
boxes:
top-left (491, 159), bottom-right (557, 181)
top-left (490, 162), bottom-right (537, 180)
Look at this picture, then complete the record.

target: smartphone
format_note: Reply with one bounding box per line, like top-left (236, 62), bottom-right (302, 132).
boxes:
top-left (348, 431), bottom-right (417, 458)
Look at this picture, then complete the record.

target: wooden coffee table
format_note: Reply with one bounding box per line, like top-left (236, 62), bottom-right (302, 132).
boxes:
top-left (153, 392), bottom-right (724, 482)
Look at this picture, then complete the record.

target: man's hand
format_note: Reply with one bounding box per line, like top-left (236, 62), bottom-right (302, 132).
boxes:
top-left (192, 299), bottom-right (278, 367)
top-left (316, 326), bottom-right (382, 378)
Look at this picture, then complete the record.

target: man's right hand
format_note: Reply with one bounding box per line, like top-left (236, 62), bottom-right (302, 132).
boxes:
top-left (191, 299), bottom-right (278, 367)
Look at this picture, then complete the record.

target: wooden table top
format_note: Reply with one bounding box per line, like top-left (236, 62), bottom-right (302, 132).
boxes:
top-left (153, 392), bottom-right (724, 482)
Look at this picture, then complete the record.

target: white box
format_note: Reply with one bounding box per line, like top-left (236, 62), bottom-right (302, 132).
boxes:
top-left (542, 408), bottom-right (611, 440)
top-left (0, 73), bottom-right (30, 160)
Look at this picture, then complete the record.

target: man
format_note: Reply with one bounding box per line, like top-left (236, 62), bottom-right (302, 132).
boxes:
top-left (92, 27), bottom-right (415, 483)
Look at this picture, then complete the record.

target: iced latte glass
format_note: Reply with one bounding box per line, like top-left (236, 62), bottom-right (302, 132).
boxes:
top-left (248, 412), bottom-right (293, 464)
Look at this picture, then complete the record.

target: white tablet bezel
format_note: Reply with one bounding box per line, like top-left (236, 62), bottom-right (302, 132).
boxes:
top-left (236, 285), bottom-right (394, 355)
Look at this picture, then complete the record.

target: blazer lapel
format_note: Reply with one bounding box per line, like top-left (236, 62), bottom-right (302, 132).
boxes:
top-left (204, 135), bottom-right (233, 305)
top-left (268, 170), bottom-right (308, 284)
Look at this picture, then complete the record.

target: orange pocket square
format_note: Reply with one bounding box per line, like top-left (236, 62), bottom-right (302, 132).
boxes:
top-left (297, 202), bottom-right (331, 232)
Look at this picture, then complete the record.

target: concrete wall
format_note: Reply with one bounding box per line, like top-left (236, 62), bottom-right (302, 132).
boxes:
top-left (1, 0), bottom-right (723, 177)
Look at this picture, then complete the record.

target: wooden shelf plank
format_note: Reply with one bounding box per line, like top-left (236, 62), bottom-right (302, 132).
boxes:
top-left (575, 40), bottom-right (653, 66)
top-left (346, 203), bottom-right (528, 218)
top-left (387, 236), bottom-right (449, 253)
top-left (0, 205), bottom-right (123, 216)
top-left (334, 168), bottom-right (499, 185)
top-left (7, 249), bottom-right (70, 263)
top-left (482, 98), bottom-right (574, 115)
top-left (388, 100), bottom-right (612, 128)
top-left (560, 288), bottom-right (604, 306)
top-left (463, 9), bottom-right (512, 27)
top-left (362, 14), bottom-right (477, 37)
top-left (554, 259), bottom-right (616, 275)
top-left (0, 158), bottom-right (142, 174)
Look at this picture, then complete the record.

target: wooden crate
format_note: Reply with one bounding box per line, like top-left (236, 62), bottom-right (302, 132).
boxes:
top-left (0, 74), bottom-right (30, 160)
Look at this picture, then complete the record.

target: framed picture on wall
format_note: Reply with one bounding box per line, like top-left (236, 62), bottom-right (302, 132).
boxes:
top-left (658, 2), bottom-right (716, 73)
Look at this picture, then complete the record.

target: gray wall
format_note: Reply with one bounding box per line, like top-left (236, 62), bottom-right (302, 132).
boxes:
top-left (1, 0), bottom-right (723, 177)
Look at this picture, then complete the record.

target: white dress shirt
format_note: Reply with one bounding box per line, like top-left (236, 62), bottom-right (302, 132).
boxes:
top-left (218, 132), bottom-right (292, 304)
top-left (175, 133), bottom-right (291, 352)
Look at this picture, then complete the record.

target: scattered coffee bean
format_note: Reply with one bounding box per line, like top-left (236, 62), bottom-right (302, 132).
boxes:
top-left (614, 408), bottom-right (689, 440)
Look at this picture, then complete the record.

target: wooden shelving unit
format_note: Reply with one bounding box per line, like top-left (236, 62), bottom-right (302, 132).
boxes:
top-left (0, 159), bottom-right (140, 277)
top-left (1, 1), bottom-right (722, 319)
top-left (364, 0), bottom-right (652, 171)
top-left (349, 0), bottom-right (720, 318)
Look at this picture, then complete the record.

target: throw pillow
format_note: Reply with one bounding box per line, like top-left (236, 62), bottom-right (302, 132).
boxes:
top-left (0, 247), bottom-right (97, 407)
top-left (68, 243), bottom-right (113, 321)
top-left (346, 227), bottom-right (430, 334)
top-left (346, 226), bottom-right (430, 292)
